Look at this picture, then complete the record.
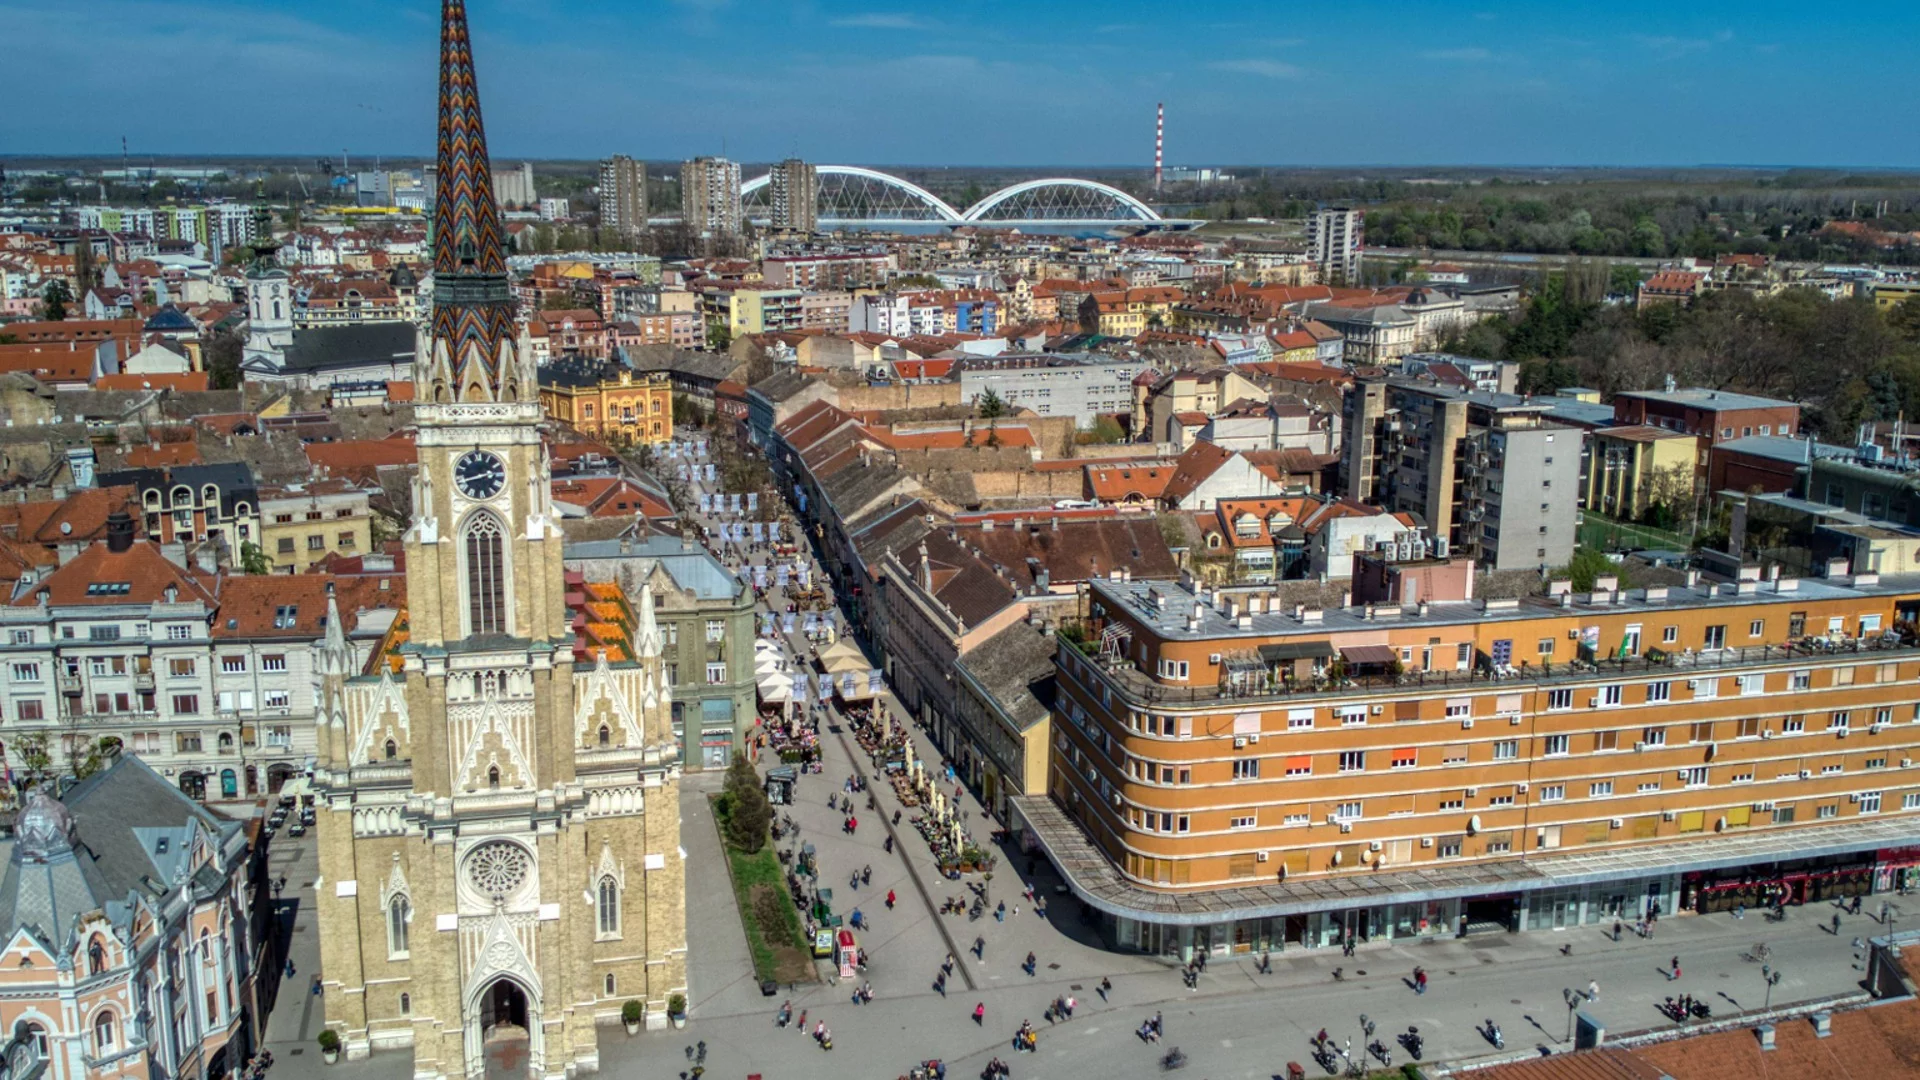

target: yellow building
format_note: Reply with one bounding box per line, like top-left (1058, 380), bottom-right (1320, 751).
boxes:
top-left (538, 357), bottom-right (674, 444)
top-left (1587, 424), bottom-right (1702, 521)
top-left (258, 479), bottom-right (374, 572)
top-left (1870, 280), bottom-right (1920, 310)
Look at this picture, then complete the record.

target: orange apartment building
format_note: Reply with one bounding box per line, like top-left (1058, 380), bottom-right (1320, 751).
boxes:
top-left (536, 357), bottom-right (674, 444)
top-left (1020, 569), bottom-right (1920, 959)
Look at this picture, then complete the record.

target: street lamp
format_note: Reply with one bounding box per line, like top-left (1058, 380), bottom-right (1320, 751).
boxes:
top-left (1763, 964), bottom-right (1783, 1010)
top-left (1563, 987), bottom-right (1580, 1042)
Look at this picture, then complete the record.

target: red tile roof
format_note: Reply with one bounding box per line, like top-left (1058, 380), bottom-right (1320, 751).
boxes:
top-left (13, 540), bottom-right (215, 607)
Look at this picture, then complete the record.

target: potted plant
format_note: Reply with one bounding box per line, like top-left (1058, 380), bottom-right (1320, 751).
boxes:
top-left (317, 1029), bottom-right (341, 1065)
top-left (621, 999), bottom-right (643, 1036)
top-left (667, 992), bottom-right (688, 1029)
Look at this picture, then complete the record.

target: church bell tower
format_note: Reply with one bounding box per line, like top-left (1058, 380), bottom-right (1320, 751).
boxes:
top-left (310, 5), bottom-right (686, 1076)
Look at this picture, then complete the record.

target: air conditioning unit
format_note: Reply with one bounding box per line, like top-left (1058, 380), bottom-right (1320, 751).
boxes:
top-left (1677, 770), bottom-right (1691, 780)
top-left (1635, 740), bottom-right (1647, 751)
top-left (1256, 851), bottom-right (1269, 862)
top-left (1662, 810), bottom-right (1677, 822)
top-left (1903, 758), bottom-right (1914, 768)
top-left (1837, 729), bottom-right (1850, 739)
top-left (1609, 817), bottom-right (1624, 828)
top-left (1589, 695), bottom-right (1601, 707)
top-left (1871, 723), bottom-right (1888, 734)
top-left (1247, 733), bottom-right (1260, 744)
top-left (1461, 718), bottom-right (1474, 729)
top-left (1465, 787), bottom-right (1479, 797)
top-left (1849, 793), bottom-right (1860, 803)
top-left (1567, 628), bottom-right (1579, 639)
top-left (1234, 737), bottom-right (1247, 749)
top-left (1800, 769), bottom-right (1813, 779)
top-left (1371, 704), bottom-right (1384, 716)
top-left (1339, 822), bottom-right (1353, 834)
top-left (1326, 813), bottom-right (1340, 825)
top-left (1511, 715), bottom-right (1523, 726)
top-left (1421, 837), bottom-right (1434, 848)
top-left (1517, 782), bottom-right (1529, 794)
top-left (1761, 729), bottom-right (1774, 740)
top-left (1111, 792), bottom-right (1123, 807)
top-left (1686, 679), bottom-right (1698, 690)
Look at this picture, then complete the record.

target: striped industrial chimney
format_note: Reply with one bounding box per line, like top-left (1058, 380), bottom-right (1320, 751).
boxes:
top-left (1154, 102), bottom-right (1164, 192)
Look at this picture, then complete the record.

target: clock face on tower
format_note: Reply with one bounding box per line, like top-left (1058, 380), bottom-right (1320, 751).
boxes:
top-left (454, 450), bottom-right (506, 500)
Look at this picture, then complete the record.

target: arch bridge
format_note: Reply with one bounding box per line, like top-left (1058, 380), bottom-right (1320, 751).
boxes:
top-left (739, 166), bottom-right (1199, 231)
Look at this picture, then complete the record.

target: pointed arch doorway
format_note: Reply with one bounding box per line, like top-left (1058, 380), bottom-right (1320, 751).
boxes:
top-left (475, 976), bottom-right (536, 1080)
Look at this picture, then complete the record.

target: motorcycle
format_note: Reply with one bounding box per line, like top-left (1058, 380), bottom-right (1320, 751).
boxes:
top-left (1160, 1046), bottom-right (1188, 1070)
top-left (1401, 1026), bottom-right (1424, 1060)
top-left (1368, 1039), bottom-right (1392, 1066)
top-left (1486, 1019), bottom-right (1503, 1049)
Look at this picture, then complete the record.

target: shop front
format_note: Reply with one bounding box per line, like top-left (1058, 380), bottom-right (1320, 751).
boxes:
top-left (1682, 853), bottom-right (1877, 914)
top-left (1876, 846), bottom-right (1920, 895)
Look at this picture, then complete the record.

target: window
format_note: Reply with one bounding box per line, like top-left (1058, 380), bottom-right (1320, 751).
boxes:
top-left (1749, 619), bottom-right (1765, 638)
top-left (177, 731), bottom-right (202, 753)
top-left (1539, 784), bottom-right (1565, 802)
top-left (220, 656), bottom-right (246, 673)
top-left (1590, 780), bottom-right (1613, 797)
top-left (1638, 780), bottom-right (1661, 792)
top-left (167, 624), bottom-right (193, 641)
top-left (1442, 744), bottom-right (1469, 765)
top-left (1791, 669), bottom-right (1811, 691)
top-left (1878, 708), bottom-right (1895, 727)
top-left (16, 700), bottom-right (43, 722)
top-left (1444, 699), bottom-right (1471, 719)
top-left (1229, 815), bottom-right (1256, 830)
top-left (8, 630), bottom-right (28, 645)
top-left (1487, 794), bottom-right (1515, 807)
top-left (1283, 812), bottom-right (1310, 826)
top-left (1905, 793), bottom-right (1920, 811)
top-left (1438, 797), bottom-right (1464, 811)
top-left (1599, 684), bottom-right (1623, 707)
top-left (1783, 714), bottom-right (1806, 734)
top-left (1867, 757), bottom-right (1888, 770)
top-left (1337, 750), bottom-right (1366, 772)
top-left (1547, 688), bottom-right (1573, 711)
top-left (1390, 747), bottom-right (1418, 769)
top-left (10, 662), bottom-right (39, 682)
top-left (1738, 673), bottom-right (1765, 695)
top-left (1284, 755), bottom-right (1311, 776)
top-left (400, 993), bottom-right (411, 1015)
top-left (264, 690), bottom-right (289, 708)
top-left (1690, 721), bottom-right (1715, 743)
top-left (1333, 801), bottom-right (1362, 821)
top-left (1830, 711), bottom-right (1851, 732)
top-left (1662, 625), bottom-right (1679, 644)
top-left (1492, 740), bottom-right (1518, 760)
top-left (88, 936), bottom-right (107, 975)
top-left (89, 626), bottom-right (121, 641)
top-left (1339, 705), bottom-right (1368, 726)
top-left (1543, 734), bottom-right (1570, 756)
top-left (1437, 836), bottom-right (1463, 858)
top-left (1156, 658), bottom-right (1189, 681)
top-left (93, 1011), bottom-right (116, 1056)
top-left (1704, 625), bottom-right (1726, 650)
top-left (172, 694), bottom-right (200, 715)
top-left (1538, 638), bottom-right (1556, 658)
top-left (597, 876), bottom-right (621, 936)
top-left (169, 657), bottom-right (196, 678)
top-left (1736, 717), bottom-right (1763, 739)
top-left (706, 619), bottom-right (725, 643)
top-left (262, 654), bottom-right (287, 672)
top-left (1232, 758), bottom-right (1260, 780)
top-left (388, 895), bottom-right (410, 956)
top-left (463, 512), bottom-right (507, 636)
top-left (1731, 770), bottom-right (1754, 783)
top-left (338, 531), bottom-right (357, 550)
top-left (306, 534), bottom-right (326, 552)
top-left (1692, 678), bottom-right (1718, 699)
top-left (1645, 681), bottom-right (1670, 703)
top-left (1287, 709), bottom-right (1314, 730)
top-left (1775, 805), bottom-right (1797, 824)
top-left (705, 662), bottom-right (727, 685)
top-left (1822, 763), bottom-right (1845, 775)
top-left (1817, 804), bottom-right (1839, 820)
top-left (1682, 767), bottom-right (1709, 788)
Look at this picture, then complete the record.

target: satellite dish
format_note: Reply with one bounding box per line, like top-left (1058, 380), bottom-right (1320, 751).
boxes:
top-left (59, 522), bottom-right (71, 535)
top-left (1467, 814), bottom-right (1482, 835)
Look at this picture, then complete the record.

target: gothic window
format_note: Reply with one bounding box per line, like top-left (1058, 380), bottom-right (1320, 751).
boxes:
top-left (88, 936), bottom-right (107, 976)
top-left (465, 840), bottom-right (532, 900)
top-left (604, 972), bottom-right (615, 995)
top-left (93, 1011), bottom-right (116, 1055)
top-left (597, 876), bottom-right (620, 936)
top-left (487, 765), bottom-right (501, 790)
top-left (400, 992), bottom-right (411, 1015)
top-left (463, 512), bottom-right (507, 636)
top-left (388, 895), bottom-right (410, 956)
top-left (24, 1023), bottom-right (46, 1055)
top-left (598, 725), bottom-right (610, 748)
top-left (385, 739), bottom-right (398, 760)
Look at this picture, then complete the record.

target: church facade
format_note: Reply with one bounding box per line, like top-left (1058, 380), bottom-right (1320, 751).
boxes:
top-left (310, 3), bottom-right (687, 1076)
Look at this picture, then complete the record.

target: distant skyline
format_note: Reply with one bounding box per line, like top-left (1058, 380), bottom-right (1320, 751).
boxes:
top-left (5, 0), bottom-right (1918, 169)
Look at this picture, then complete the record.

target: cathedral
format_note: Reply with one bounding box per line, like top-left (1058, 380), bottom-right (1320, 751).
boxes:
top-left (310, 3), bottom-right (687, 1076)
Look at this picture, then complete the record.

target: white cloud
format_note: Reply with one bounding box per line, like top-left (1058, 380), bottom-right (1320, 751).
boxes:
top-left (1422, 47), bottom-right (1492, 62)
top-left (1206, 58), bottom-right (1304, 80)
top-left (830, 12), bottom-right (929, 29)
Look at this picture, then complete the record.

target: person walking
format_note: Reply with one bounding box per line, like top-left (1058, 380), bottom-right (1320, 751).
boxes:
top-left (974, 1002), bottom-right (986, 1026)
top-left (1587, 978), bottom-right (1599, 1001)
top-left (886, 889), bottom-right (897, 910)
top-left (1413, 967), bottom-right (1427, 994)
top-left (1668, 956), bottom-right (1681, 981)
top-left (1833, 912), bottom-right (1844, 935)
top-left (1099, 976), bottom-right (1112, 1001)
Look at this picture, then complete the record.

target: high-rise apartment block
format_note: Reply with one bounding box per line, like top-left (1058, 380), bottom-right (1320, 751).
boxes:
top-left (769, 158), bottom-right (819, 233)
top-left (1309, 205), bottom-right (1364, 285)
top-left (1343, 375), bottom-right (1580, 571)
top-left (680, 156), bottom-right (742, 238)
top-left (599, 154), bottom-right (649, 238)
top-left (492, 160), bottom-right (536, 208)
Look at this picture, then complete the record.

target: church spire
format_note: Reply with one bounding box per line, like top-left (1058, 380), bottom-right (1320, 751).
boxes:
top-left (425, 0), bottom-right (521, 404)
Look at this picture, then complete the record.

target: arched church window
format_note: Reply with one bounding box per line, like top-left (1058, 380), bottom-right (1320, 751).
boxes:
top-left (92, 1011), bottom-right (115, 1055)
top-left (598, 725), bottom-right (610, 748)
top-left (388, 894), bottom-right (410, 956)
top-left (385, 739), bottom-right (398, 760)
top-left (463, 512), bottom-right (507, 636)
top-left (400, 992), bottom-right (411, 1015)
top-left (597, 876), bottom-right (620, 936)
top-left (487, 765), bottom-right (501, 790)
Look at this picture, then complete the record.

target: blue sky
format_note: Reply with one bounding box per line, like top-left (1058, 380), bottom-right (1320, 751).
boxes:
top-left (4, 0), bottom-right (1916, 167)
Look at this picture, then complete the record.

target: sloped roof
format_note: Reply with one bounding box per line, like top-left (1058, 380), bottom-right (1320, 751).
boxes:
top-left (13, 540), bottom-right (216, 608)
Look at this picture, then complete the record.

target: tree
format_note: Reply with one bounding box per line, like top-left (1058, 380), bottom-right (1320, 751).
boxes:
top-left (205, 327), bottom-right (244, 390)
top-left (239, 541), bottom-right (271, 575)
top-left (41, 279), bottom-right (71, 321)
top-left (1562, 547), bottom-right (1624, 592)
top-left (1078, 416), bottom-right (1125, 444)
top-left (706, 319), bottom-right (732, 353)
top-left (722, 755), bottom-right (771, 854)
top-left (975, 388), bottom-right (1006, 419)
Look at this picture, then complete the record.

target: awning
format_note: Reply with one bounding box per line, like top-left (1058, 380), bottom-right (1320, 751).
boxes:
top-left (1257, 641), bottom-right (1336, 662)
top-left (1340, 645), bottom-right (1398, 665)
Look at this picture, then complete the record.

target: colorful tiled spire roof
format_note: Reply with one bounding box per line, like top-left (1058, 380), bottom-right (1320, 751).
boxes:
top-left (426, 0), bottom-right (521, 403)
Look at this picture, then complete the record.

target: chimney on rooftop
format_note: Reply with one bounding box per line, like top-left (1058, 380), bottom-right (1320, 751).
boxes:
top-left (105, 511), bottom-right (134, 553)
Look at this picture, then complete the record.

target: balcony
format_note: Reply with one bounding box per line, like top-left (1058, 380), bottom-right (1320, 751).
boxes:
top-left (1063, 632), bottom-right (1920, 710)
top-left (57, 674), bottom-right (81, 695)
top-left (135, 672), bottom-right (155, 690)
